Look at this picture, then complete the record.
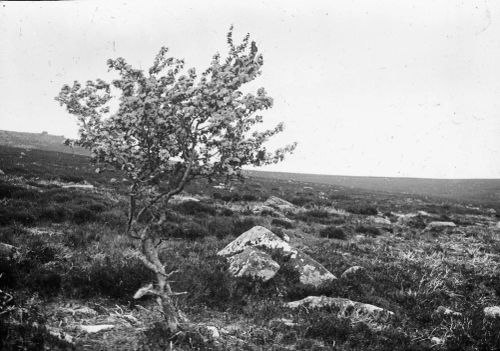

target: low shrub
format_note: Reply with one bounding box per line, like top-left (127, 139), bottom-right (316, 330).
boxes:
top-left (355, 225), bottom-right (382, 237)
top-left (319, 226), bottom-right (346, 240)
top-left (271, 218), bottom-right (294, 229)
top-left (173, 200), bottom-right (217, 216)
top-left (347, 204), bottom-right (378, 216)
top-left (59, 174), bottom-right (85, 183)
top-left (242, 193), bottom-right (259, 202)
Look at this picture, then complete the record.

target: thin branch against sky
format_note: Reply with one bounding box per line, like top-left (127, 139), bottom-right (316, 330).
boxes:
top-left (0, 0), bottom-right (499, 178)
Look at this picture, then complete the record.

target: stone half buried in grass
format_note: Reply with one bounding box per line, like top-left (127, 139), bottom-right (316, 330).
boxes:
top-left (217, 226), bottom-right (297, 257)
top-left (227, 247), bottom-right (280, 282)
top-left (484, 306), bottom-right (500, 318)
top-left (0, 242), bottom-right (18, 260)
top-left (284, 295), bottom-right (394, 323)
top-left (340, 265), bottom-right (371, 282)
top-left (426, 221), bottom-right (456, 230)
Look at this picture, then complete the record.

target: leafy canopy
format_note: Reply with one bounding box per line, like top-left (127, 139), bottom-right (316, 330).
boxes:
top-left (56, 28), bottom-right (296, 193)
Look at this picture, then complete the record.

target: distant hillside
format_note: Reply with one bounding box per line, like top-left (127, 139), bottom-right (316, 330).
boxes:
top-left (1, 130), bottom-right (498, 205)
top-left (246, 170), bottom-right (500, 205)
top-left (0, 130), bottom-right (88, 155)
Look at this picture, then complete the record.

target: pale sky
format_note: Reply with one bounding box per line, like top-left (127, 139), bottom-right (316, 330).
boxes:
top-left (1, 0), bottom-right (499, 178)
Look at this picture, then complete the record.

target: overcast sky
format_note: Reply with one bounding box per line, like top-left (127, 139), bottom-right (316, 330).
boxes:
top-left (1, 0), bottom-right (499, 178)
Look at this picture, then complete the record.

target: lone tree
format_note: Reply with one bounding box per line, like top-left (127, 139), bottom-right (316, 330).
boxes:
top-left (55, 28), bottom-right (296, 332)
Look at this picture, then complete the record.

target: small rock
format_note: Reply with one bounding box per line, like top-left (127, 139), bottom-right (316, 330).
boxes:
top-left (171, 194), bottom-right (200, 204)
top-left (109, 178), bottom-right (117, 183)
top-left (227, 247), bottom-right (280, 282)
top-left (368, 216), bottom-right (391, 226)
top-left (417, 211), bottom-right (431, 217)
top-left (252, 204), bottom-right (280, 216)
top-left (484, 306), bottom-right (500, 318)
top-left (205, 326), bottom-right (220, 339)
top-left (285, 296), bottom-right (393, 322)
top-left (426, 221), bottom-right (456, 230)
top-left (0, 169), bottom-right (4, 175)
top-left (431, 337), bottom-right (445, 345)
top-left (62, 184), bottom-right (94, 189)
top-left (270, 318), bottom-right (298, 328)
top-left (80, 324), bottom-right (114, 333)
top-left (0, 243), bottom-right (18, 259)
top-left (435, 306), bottom-right (462, 317)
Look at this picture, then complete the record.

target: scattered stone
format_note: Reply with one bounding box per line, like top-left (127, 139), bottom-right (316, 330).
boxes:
top-left (205, 326), bottom-right (220, 339)
top-left (217, 226), bottom-right (296, 257)
top-left (252, 204), bottom-right (280, 217)
top-left (270, 318), bottom-right (298, 328)
top-left (341, 266), bottom-right (370, 281)
top-left (80, 324), bottom-right (115, 333)
top-left (430, 337), bottom-right (445, 345)
top-left (435, 306), bottom-right (462, 317)
top-left (0, 169), bottom-right (4, 175)
top-left (288, 251), bottom-right (337, 287)
top-left (62, 184), bottom-right (94, 189)
top-left (109, 178), bottom-right (117, 183)
top-left (61, 306), bottom-right (98, 317)
top-left (264, 196), bottom-right (295, 212)
top-left (170, 194), bottom-right (200, 204)
top-left (368, 216), bottom-right (391, 226)
top-left (484, 306), bottom-right (500, 318)
top-left (227, 247), bottom-right (280, 282)
top-left (426, 221), bottom-right (456, 230)
top-left (0, 243), bottom-right (18, 259)
top-left (285, 296), bottom-right (393, 322)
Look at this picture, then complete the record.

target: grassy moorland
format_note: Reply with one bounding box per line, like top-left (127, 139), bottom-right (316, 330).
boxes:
top-left (1, 145), bottom-right (500, 350)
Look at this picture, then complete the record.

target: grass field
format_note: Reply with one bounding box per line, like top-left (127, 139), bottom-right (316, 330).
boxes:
top-left (1, 145), bottom-right (500, 350)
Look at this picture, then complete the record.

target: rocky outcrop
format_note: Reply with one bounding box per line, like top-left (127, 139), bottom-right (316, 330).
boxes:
top-left (218, 226), bottom-right (336, 287)
top-left (217, 226), bottom-right (296, 257)
top-left (227, 247), bottom-right (280, 282)
top-left (284, 295), bottom-right (393, 322)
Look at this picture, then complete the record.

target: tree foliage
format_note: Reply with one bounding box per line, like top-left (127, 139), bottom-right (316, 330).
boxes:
top-left (56, 27), bottom-right (296, 193)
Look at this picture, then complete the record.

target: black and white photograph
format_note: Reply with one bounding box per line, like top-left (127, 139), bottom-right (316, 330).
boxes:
top-left (1, 1), bottom-right (500, 350)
